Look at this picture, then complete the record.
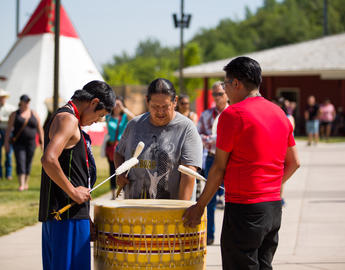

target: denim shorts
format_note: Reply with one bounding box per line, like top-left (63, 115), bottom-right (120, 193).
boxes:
top-left (306, 120), bottom-right (319, 134)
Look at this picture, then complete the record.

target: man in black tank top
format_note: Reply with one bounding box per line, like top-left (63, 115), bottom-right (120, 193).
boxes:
top-left (39, 81), bottom-right (115, 270)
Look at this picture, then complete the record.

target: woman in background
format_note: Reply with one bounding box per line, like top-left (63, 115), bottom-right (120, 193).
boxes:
top-left (5, 94), bottom-right (44, 191)
top-left (320, 99), bottom-right (336, 141)
top-left (105, 96), bottom-right (135, 199)
top-left (176, 94), bottom-right (198, 125)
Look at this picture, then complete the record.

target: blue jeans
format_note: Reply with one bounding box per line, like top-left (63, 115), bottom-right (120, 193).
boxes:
top-left (205, 154), bottom-right (217, 241)
top-left (0, 128), bottom-right (12, 178)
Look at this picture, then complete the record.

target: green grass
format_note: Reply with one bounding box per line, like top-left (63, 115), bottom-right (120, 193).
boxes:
top-left (0, 145), bottom-right (110, 236)
top-left (295, 136), bottom-right (345, 143)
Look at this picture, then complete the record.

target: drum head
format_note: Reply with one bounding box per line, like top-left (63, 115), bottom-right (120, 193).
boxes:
top-left (94, 199), bottom-right (194, 209)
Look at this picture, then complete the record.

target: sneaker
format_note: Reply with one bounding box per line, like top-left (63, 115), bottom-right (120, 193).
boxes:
top-left (207, 238), bottom-right (214, 245)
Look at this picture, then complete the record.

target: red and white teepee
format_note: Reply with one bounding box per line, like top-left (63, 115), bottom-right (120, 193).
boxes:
top-left (0, 0), bottom-right (103, 122)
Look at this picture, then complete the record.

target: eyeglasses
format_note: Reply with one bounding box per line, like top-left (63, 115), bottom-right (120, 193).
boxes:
top-left (180, 102), bottom-right (189, 105)
top-left (212, 92), bottom-right (225, 97)
top-left (221, 79), bottom-right (233, 88)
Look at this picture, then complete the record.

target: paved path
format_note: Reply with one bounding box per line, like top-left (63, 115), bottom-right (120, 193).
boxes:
top-left (1, 141), bottom-right (345, 269)
top-left (207, 141), bottom-right (345, 270)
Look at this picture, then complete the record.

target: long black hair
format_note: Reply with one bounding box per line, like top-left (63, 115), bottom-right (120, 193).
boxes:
top-left (71, 80), bottom-right (116, 113)
top-left (146, 78), bottom-right (176, 102)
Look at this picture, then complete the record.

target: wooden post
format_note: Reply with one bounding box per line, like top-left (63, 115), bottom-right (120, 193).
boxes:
top-left (203, 77), bottom-right (209, 110)
top-left (179, 0), bottom-right (184, 92)
top-left (16, 0), bottom-right (20, 37)
top-left (53, 0), bottom-right (61, 113)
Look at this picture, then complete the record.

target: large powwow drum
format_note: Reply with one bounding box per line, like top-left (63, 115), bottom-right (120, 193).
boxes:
top-left (94, 199), bottom-right (207, 270)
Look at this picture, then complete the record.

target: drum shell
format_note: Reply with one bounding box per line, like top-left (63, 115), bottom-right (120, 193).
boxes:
top-left (94, 199), bottom-right (207, 270)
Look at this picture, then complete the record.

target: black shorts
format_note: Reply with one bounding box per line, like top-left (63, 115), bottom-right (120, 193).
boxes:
top-left (320, 121), bottom-right (332, 127)
top-left (221, 201), bottom-right (282, 270)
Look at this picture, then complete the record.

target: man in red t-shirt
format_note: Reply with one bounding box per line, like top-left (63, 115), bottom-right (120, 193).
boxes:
top-left (183, 56), bottom-right (300, 269)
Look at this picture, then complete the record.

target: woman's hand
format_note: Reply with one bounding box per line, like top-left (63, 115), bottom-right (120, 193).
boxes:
top-left (4, 141), bottom-right (10, 153)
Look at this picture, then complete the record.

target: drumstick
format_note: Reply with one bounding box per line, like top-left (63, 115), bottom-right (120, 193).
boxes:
top-left (52, 157), bottom-right (139, 221)
top-left (51, 171), bottom-right (122, 220)
top-left (90, 157), bottom-right (139, 192)
top-left (115, 141), bottom-right (145, 198)
top-left (178, 165), bottom-right (225, 190)
top-left (125, 142), bottom-right (145, 177)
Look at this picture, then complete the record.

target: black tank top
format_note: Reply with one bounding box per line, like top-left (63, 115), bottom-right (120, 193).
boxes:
top-left (39, 106), bottom-right (90, 221)
top-left (13, 110), bottom-right (38, 145)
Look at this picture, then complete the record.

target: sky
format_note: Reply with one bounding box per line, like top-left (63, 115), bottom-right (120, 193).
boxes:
top-left (0, 0), bottom-right (264, 70)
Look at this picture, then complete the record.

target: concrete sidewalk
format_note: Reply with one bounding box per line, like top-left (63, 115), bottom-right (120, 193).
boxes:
top-left (207, 141), bottom-right (345, 270)
top-left (1, 141), bottom-right (345, 269)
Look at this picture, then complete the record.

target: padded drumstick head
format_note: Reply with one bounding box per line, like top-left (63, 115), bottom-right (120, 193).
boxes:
top-left (125, 141), bottom-right (145, 178)
top-left (133, 141), bottom-right (145, 158)
top-left (178, 165), bottom-right (207, 182)
top-left (116, 157), bottom-right (139, 175)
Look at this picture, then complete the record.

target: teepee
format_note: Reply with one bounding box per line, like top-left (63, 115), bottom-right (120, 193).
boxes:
top-left (0, 0), bottom-right (103, 122)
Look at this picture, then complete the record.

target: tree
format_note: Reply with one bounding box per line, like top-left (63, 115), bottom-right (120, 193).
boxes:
top-left (183, 42), bottom-right (203, 100)
top-left (103, 38), bottom-right (179, 86)
top-left (103, 0), bottom-right (345, 93)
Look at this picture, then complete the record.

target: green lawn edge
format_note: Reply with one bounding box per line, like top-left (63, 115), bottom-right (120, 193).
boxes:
top-left (0, 145), bottom-right (110, 236)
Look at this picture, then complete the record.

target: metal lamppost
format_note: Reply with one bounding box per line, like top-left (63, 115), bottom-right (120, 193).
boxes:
top-left (173, 0), bottom-right (191, 93)
top-left (53, 0), bottom-right (61, 113)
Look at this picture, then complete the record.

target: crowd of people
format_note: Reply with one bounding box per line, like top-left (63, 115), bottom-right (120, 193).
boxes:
top-left (5, 56), bottom-right (344, 270)
top-left (304, 95), bottom-right (339, 145)
top-left (273, 95), bottom-right (341, 146)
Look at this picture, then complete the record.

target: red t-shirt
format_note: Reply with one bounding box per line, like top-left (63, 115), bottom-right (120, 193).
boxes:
top-left (217, 97), bottom-right (295, 204)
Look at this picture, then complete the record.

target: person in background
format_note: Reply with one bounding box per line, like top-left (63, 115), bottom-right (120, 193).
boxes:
top-left (197, 81), bottom-right (228, 246)
top-left (0, 89), bottom-right (16, 180)
top-left (319, 99), bottom-right (335, 141)
top-left (183, 56), bottom-right (300, 269)
top-left (5, 94), bottom-right (44, 191)
top-left (277, 97), bottom-right (295, 130)
top-left (176, 94), bottom-right (198, 125)
top-left (304, 95), bottom-right (320, 146)
top-left (287, 100), bottom-right (297, 117)
top-left (284, 99), bottom-right (295, 129)
top-left (105, 96), bottom-right (135, 200)
top-left (333, 107), bottom-right (345, 136)
top-left (115, 78), bottom-right (202, 200)
top-left (276, 97), bottom-right (295, 206)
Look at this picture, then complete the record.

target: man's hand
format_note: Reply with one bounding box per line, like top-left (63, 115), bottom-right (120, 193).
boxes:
top-left (70, 186), bottom-right (91, 204)
top-left (116, 174), bottom-right (130, 189)
top-left (183, 203), bottom-right (205, 228)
